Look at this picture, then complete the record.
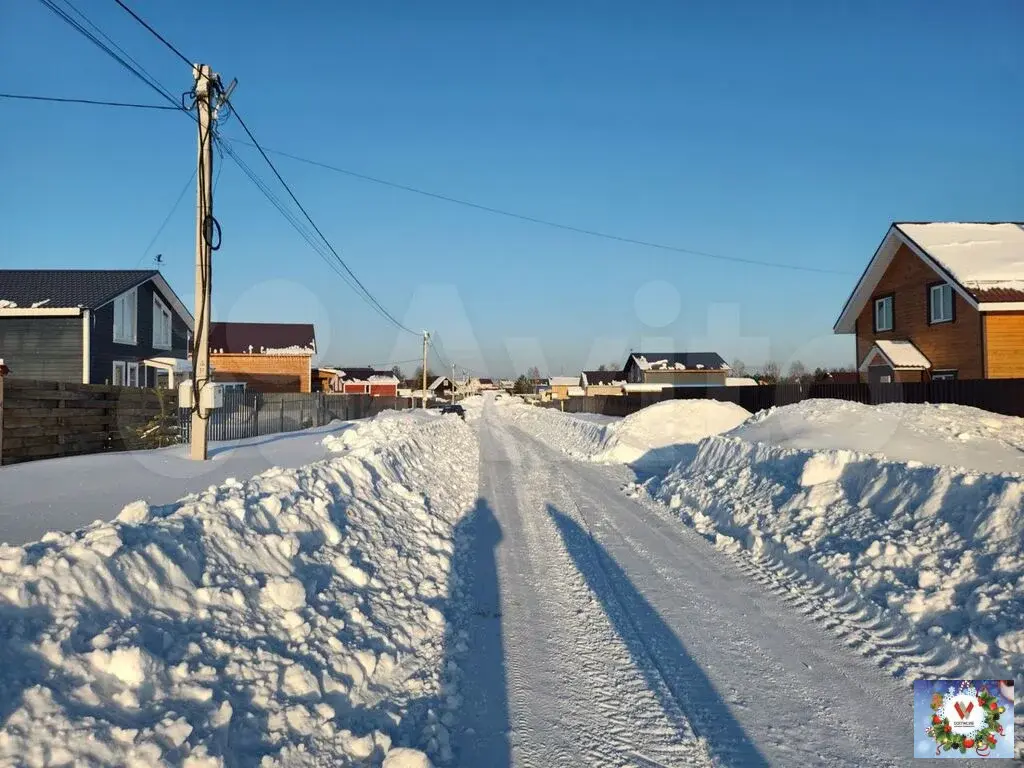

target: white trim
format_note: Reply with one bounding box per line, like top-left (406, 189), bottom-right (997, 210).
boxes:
top-left (152, 294), bottom-right (173, 350)
top-left (929, 283), bottom-right (953, 324)
top-left (82, 309), bottom-right (91, 384)
top-left (858, 341), bottom-right (932, 372)
top-left (0, 307), bottom-right (82, 317)
top-left (112, 360), bottom-right (126, 387)
top-left (93, 273), bottom-right (194, 332)
top-left (978, 302), bottom-right (1024, 311)
top-left (126, 361), bottom-right (140, 387)
top-left (873, 295), bottom-right (894, 332)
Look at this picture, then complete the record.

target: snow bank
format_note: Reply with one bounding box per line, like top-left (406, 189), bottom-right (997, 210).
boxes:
top-left (650, 435), bottom-right (1024, 678)
top-left (731, 400), bottom-right (1024, 474)
top-left (500, 399), bottom-right (750, 467)
top-left (0, 415), bottom-right (477, 766)
top-left (322, 410), bottom-right (439, 454)
top-left (592, 400), bottom-right (751, 466)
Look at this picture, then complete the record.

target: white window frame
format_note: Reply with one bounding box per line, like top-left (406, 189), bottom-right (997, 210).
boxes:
top-left (874, 295), bottom-right (893, 332)
top-left (113, 287), bottom-right (138, 345)
top-left (126, 362), bottom-right (140, 387)
top-left (929, 284), bottom-right (953, 324)
top-left (153, 294), bottom-right (173, 349)
top-left (932, 369), bottom-right (957, 381)
top-left (878, 374), bottom-right (892, 383)
top-left (112, 361), bottom-right (126, 386)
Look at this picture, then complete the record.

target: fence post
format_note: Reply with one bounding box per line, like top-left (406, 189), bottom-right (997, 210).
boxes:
top-left (300, 400), bottom-right (305, 428)
top-left (280, 399), bottom-right (285, 432)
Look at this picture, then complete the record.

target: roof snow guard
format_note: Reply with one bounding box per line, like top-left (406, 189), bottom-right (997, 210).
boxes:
top-left (835, 222), bottom-right (1024, 333)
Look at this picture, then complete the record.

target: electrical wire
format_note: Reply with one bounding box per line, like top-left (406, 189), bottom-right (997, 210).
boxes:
top-left (0, 92), bottom-right (179, 110)
top-left (135, 169), bottom-right (196, 267)
top-left (111, 0), bottom-right (194, 69)
top-left (218, 111), bottom-right (418, 335)
top-left (220, 138), bottom-right (851, 276)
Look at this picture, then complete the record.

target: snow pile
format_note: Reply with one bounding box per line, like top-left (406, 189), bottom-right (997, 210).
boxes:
top-left (592, 400), bottom-right (751, 465)
top-left (500, 400), bottom-right (749, 467)
top-left (731, 400), bottom-right (1024, 474)
top-left (322, 410), bottom-right (439, 454)
top-left (261, 345), bottom-right (315, 356)
top-left (0, 415), bottom-right (474, 766)
top-left (0, 300), bottom-right (17, 308)
top-left (650, 433), bottom-right (1024, 680)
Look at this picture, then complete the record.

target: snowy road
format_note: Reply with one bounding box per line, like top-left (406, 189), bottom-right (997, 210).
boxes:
top-left (460, 398), bottom-right (921, 767)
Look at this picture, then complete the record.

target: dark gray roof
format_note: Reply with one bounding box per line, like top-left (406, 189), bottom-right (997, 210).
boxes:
top-left (209, 322), bottom-right (316, 354)
top-left (630, 352), bottom-right (730, 370)
top-left (0, 270), bottom-right (159, 309)
top-left (582, 370), bottom-right (626, 385)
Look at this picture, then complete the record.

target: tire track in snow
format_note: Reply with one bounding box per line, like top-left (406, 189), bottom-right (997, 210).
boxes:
top-left (475, 406), bottom-right (714, 767)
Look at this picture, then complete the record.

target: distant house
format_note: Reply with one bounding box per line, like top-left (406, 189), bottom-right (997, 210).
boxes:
top-left (834, 222), bottom-right (1024, 383)
top-left (622, 352), bottom-right (730, 390)
top-left (0, 269), bottom-right (193, 387)
top-left (548, 376), bottom-right (581, 400)
top-left (338, 368), bottom-right (399, 397)
top-left (581, 370), bottom-right (626, 396)
top-left (498, 379), bottom-right (515, 392)
top-left (312, 367), bottom-right (345, 393)
top-left (429, 376), bottom-right (455, 398)
top-left (478, 378), bottom-right (500, 391)
top-left (209, 322), bottom-right (316, 393)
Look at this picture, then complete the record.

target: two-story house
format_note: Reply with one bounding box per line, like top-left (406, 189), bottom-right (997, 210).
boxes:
top-left (834, 222), bottom-right (1024, 382)
top-left (0, 269), bottom-right (193, 387)
top-left (209, 322), bottom-right (317, 393)
top-left (622, 352), bottom-right (731, 390)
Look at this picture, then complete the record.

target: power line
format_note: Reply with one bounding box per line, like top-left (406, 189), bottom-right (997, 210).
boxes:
top-left (135, 169), bottom-right (196, 267)
top-left (0, 92), bottom-right (179, 110)
top-left (111, 0), bottom-right (194, 69)
top-left (223, 107), bottom-right (418, 335)
top-left (221, 138), bottom-right (851, 276)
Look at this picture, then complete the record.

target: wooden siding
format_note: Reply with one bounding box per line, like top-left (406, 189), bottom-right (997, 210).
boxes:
top-left (984, 312), bottom-right (1024, 378)
top-left (0, 316), bottom-right (83, 382)
top-left (91, 279), bottom-right (190, 386)
top-left (855, 244), bottom-right (984, 378)
top-left (210, 353), bottom-right (311, 392)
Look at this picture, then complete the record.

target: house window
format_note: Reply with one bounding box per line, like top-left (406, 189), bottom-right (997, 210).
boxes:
top-left (932, 369), bottom-right (958, 381)
top-left (113, 287), bottom-right (138, 344)
top-left (929, 284), bottom-right (953, 324)
top-left (874, 295), bottom-right (893, 332)
top-left (126, 362), bottom-right (139, 387)
top-left (879, 374), bottom-right (892, 384)
top-left (112, 361), bottom-right (126, 386)
top-left (153, 295), bottom-right (173, 349)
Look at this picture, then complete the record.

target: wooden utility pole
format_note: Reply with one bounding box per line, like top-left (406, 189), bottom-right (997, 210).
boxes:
top-left (451, 362), bottom-right (456, 403)
top-left (421, 331), bottom-right (430, 409)
top-left (190, 64), bottom-right (216, 460)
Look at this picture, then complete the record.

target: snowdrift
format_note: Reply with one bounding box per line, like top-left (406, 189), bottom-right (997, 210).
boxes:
top-left (0, 415), bottom-right (474, 767)
top-left (652, 434), bottom-right (1024, 678)
top-left (731, 400), bottom-right (1024, 474)
top-left (500, 399), bottom-right (750, 467)
top-left (322, 409), bottom-right (440, 454)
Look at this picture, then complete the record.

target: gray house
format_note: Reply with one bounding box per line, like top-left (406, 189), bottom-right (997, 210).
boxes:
top-left (0, 270), bottom-right (193, 387)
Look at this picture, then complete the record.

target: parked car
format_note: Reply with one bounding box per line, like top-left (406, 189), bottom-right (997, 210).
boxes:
top-left (440, 404), bottom-right (465, 420)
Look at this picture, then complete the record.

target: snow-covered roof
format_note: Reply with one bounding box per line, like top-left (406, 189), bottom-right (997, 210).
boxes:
top-left (428, 376), bottom-right (451, 390)
top-left (835, 222), bottom-right (1024, 333)
top-left (549, 376), bottom-right (580, 386)
top-left (143, 356), bottom-right (192, 374)
top-left (261, 345), bottom-right (315, 356)
top-left (567, 386), bottom-right (586, 397)
top-left (630, 353), bottom-right (730, 371)
top-left (725, 377), bottom-right (758, 386)
top-left (862, 339), bottom-right (931, 371)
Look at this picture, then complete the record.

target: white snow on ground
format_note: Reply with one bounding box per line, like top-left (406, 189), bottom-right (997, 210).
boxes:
top-left (0, 413), bottom-right (472, 767)
top-left (731, 400), bottom-right (1024, 474)
top-left (0, 421), bottom-right (369, 547)
top-left (501, 399), bottom-right (750, 467)
top-left (322, 410), bottom-right (440, 454)
top-left (566, 413), bottom-right (621, 426)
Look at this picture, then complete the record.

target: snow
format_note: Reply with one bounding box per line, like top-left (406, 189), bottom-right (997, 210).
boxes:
top-left (548, 376), bottom-right (579, 386)
top-left (897, 222), bottom-right (1024, 289)
top-left (261, 345), bottom-right (315, 355)
top-left (0, 300), bottom-right (17, 308)
top-left (0, 417), bottom-right (416, 548)
top-left (725, 376), bottom-right (757, 386)
top-left (731, 400), bottom-right (1024, 474)
top-left (0, 408), bottom-right (478, 766)
top-left (871, 339), bottom-right (931, 369)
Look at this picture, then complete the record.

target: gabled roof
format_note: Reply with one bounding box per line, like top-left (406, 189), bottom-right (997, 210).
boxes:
top-left (834, 222), bottom-right (1024, 333)
top-left (860, 339), bottom-right (931, 371)
top-left (340, 368), bottom-right (398, 383)
top-left (628, 352), bottom-right (730, 371)
top-left (209, 322), bottom-right (316, 354)
top-left (581, 370), bottom-right (626, 386)
top-left (429, 376), bottom-right (452, 390)
top-left (0, 269), bottom-right (194, 329)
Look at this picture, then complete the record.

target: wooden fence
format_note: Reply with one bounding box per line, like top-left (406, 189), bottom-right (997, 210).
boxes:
top-left (549, 378), bottom-right (1024, 419)
top-left (0, 378), bottom-right (166, 465)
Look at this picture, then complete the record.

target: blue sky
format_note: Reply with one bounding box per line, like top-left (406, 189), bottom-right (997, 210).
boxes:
top-left (3, 1), bottom-right (1023, 377)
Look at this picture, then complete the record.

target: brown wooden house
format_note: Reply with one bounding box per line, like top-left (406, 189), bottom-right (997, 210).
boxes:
top-left (209, 322), bottom-right (316, 392)
top-left (834, 222), bottom-right (1024, 383)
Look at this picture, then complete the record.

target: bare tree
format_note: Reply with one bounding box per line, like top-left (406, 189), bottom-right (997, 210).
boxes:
top-left (760, 361), bottom-right (780, 383)
top-left (597, 364), bottom-right (607, 371)
top-left (527, 366), bottom-right (541, 381)
top-left (413, 366), bottom-right (436, 385)
top-left (391, 365), bottom-right (404, 380)
top-left (731, 358), bottom-right (747, 376)
top-left (788, 360), bottom-right (807, 381)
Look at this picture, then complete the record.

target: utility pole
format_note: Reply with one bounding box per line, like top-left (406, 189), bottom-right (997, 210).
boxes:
top-left (421, 330), bottom-right (430, 409)
top-left (451, 362), bottom-right (456, 403)
top-left (190, 64), bottom-right (216, 461)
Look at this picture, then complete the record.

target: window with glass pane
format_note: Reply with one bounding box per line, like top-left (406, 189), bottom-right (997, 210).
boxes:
top-left (113, 361), bottom-right (126, 386)
top-left (113, 288), bottom-right (137, 344)
top-left (874, 296), bottom-right (893, 331)
top-left (127, 362), bottom-right (139, 387)
top-left (153, 296), bottom-right (172, 348)
top-left (930, 284), bottom-right (952, 323)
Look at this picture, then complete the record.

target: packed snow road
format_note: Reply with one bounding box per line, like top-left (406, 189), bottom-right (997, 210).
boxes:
top-left (463, 398), bottom-right (918, 767)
